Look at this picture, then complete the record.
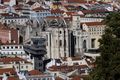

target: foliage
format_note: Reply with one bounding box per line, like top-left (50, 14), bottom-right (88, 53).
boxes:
top-left (90, 12), bottom-right (120, 80)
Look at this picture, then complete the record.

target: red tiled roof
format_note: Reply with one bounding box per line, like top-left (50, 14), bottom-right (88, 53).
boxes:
top-left (26, 1), bottom-right (35, 5)
top-left (48, 65), bottom-right (88, 72)
top-left (81, 9), bottom-right (108, 14)
top-left (7, 76), bottom-right (19, 80)
top-left (81, 22), bottom-right (105, 26)
top-left (0, 57), bottom-right (31, 64)
top-left (3, 0), bottom-right (10, 2)
top-left (45, 16), bottom-right (61, 19)
top-left (65, 12), bottom-right (76, 16)
top-left (0, 68), bottom-right (16, 75)
top-left (64, 17), bottom-right (72, 21)
top-left (0, 13), bottom-right (19, 17)
top-left (32, 7), bottom-right (49, 12)
top-left (64, 5), bottom-right (76, 11)
top-left (51, 9), bottom-right (64, 14)
top-left (13, 4), bottom-right (23, 9)
top-left (33, 6), bottom-right (44, 10)
top-left (71, 76), bottom-right (81, 80)
top-left (28, 70), bottom-right (43, 75)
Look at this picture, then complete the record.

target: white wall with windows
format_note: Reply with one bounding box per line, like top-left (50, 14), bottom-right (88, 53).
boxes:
top-left (0, 45), bottom-right (29, 60)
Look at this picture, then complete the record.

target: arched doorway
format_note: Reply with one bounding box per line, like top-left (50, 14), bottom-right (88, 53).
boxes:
top-left (83, 40), bottom-right (86, 51)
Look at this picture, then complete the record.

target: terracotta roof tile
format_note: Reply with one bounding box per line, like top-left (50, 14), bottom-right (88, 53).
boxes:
top-left (45, 16), bottom-right (61, 19)
top-left (81, 9), bottom-right (109, 14)
top-left (0, 13), bottom-right (19, 17)
top-left (32, 7), bottom-right (49, 12)
top-left (65, 12), bottom-right (76, 16)
top-left (71, 75), bottom-right (81, 80)
top-left (3, 0), bottom-right (10, 2)
top-left (28, 70), bottom-right (43, 75)
top-left (51, 9), bottom-right (64, 14)
top-left (0, 57), bottom-right (32, 64)
top-left (64, 5), bottom-right (76, 11)
top-left (26, 1), bottom-right (35, 5)
top-left (0, 68), bottom-right (16, 75)
top-left (7, 76), bottom-right (19, 80)
top-left (48, 65), bottom-right (88, 72)
top-left (82, 22), bottom-right (105, 26)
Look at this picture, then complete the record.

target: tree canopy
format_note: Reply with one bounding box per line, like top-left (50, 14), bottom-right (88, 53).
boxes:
top-left (90, 12), bottom-right (120, 80)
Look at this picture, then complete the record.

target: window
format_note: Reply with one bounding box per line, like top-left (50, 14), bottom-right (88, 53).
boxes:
top-left (59, 31), bottom-right (62, 34)
top-left (83, 40), bottom-right (86, 49)
top-left (11, 46), bottom-right (13, 49)
top-left (11, 52), bottom-right (13, 55)
top-left (26, 66), bottom-right (28, 69)
top-left (16, 66), bottom-right (19, 69)
top-left (59, 40), bottom-right (62, 47)
top-left (74, 37), bottom-right (76, 45)
top-left (8, 20), bottom-right (10, 22)
top-left (64, 39), bottom-right (66, 47)
top-left (42, 78), bottom-right (46, 80)
top-left (91, 38), bottom-right (95, 48)
top-left (6, 46), bottom-right (9, 49)
top-left (21, 66), bottom-right (23, 69)
top-left (19, 46), bottom-right (22, 49)
top-left (15, 46), bottom-right (18, 49)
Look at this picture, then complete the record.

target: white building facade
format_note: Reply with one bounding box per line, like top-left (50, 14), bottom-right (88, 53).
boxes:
top-left (0, 44), bottom-right (29, 60)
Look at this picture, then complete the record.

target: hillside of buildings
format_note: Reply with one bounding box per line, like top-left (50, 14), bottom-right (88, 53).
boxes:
top-left (0, 0), bottom-right (119, 80)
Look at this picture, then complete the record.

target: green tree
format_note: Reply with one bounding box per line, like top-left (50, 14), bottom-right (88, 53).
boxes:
top-left (90, 12), bottom-right (120, 80)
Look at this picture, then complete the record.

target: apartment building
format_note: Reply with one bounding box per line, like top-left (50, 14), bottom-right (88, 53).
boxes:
top-left (0, 23), bottom-right (19, 44)
top-left (0, 44), bottom-right (29, 60)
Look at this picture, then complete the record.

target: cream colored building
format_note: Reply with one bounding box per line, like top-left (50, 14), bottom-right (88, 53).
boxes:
top-left (72, 14), bottom-right (105, 53)
top-left (0, 45), bottom-right (29, 60)
top-left (73, 22), bottom-right (105, 52)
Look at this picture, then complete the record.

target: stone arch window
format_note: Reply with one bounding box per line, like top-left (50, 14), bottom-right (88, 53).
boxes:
top-left (59, 40), bottom-right (62, 47)
top-left (91, 38), bottom-right (95, 48)
top-left (83, 40), bottom-right (86, 50)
